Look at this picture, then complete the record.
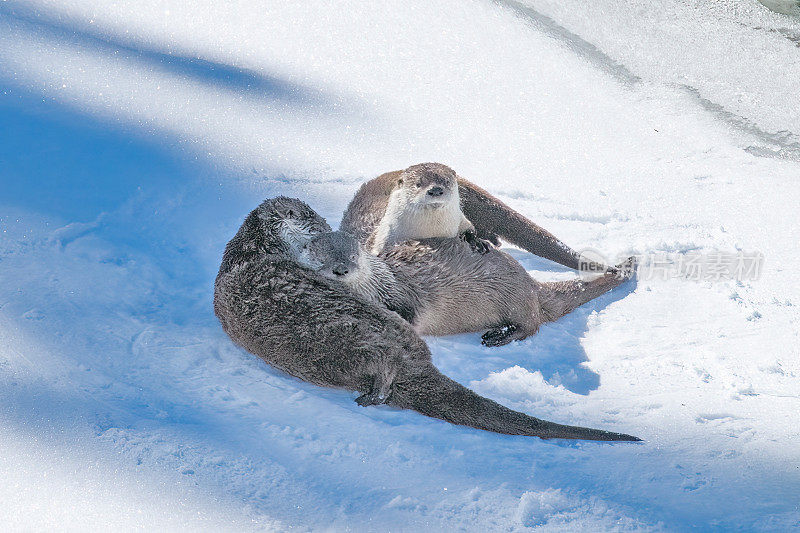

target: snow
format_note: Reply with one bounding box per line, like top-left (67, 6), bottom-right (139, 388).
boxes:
top-left (1, 0), bottom-right (799, 530)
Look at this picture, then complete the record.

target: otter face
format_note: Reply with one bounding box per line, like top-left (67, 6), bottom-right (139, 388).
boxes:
top-left (298, 231), bottom-right (362, 281)
top-left (257, 196), bottom-right (332, 254)
top-left (398, 163), bottom-right (459, 209)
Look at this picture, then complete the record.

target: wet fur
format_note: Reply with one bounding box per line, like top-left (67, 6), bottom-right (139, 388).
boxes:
top-left (309, 233), bottom-right (635, 346)
top-left (214, 197), bottom-right (639, 441)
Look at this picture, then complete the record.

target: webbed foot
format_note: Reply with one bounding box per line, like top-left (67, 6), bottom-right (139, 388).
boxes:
top-left (355, 390), bottom-right (389, 406)
top-left (481, 323), bottom-right (520, 347)
top-left (613, 256), bottom-right (638, 280)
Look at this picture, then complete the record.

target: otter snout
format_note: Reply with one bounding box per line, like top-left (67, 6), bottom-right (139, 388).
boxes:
top-left (427, 186), bottom-right (444, 197)
top-left (332, 263), bottom-right (350, 276)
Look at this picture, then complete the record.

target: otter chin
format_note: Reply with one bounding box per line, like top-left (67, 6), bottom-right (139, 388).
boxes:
top-left (417, 199), bottom-right (448, 209)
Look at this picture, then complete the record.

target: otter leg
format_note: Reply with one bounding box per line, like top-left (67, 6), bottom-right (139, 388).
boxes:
top-left (355, 370), bottom-right (397, 406)
top-left (481, 288), bottom-right (544, 347)
top-left (540, 256), bottom-right (637, 322)
top-left (461, 228), bottom-right (494, 254)
top-left (458, 216), bottom-right (494, 254)
top-left (481, 324), bottom-right (518, 347)
top-left (474, 227), bottom-right (501, 247)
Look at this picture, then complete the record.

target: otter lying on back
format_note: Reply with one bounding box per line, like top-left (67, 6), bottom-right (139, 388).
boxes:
top-left (298, 230), bottom-right (636, 346)
top-left (297, 230), bottom-right (419, 323)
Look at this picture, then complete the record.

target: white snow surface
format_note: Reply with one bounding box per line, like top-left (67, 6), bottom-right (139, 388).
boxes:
top-left (1, 0), bottom-right (799, 530)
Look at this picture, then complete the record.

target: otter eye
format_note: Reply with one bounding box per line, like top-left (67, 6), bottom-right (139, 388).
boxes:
top-left (397, 178), bottom-right (403, 186)
top-left (415, 182), bottom-right (422, 188)
top-left (287, 209), bottom-right (295, 217)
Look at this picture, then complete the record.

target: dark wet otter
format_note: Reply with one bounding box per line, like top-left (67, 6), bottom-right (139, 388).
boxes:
top-left (214, 197), bottom-right (639, 441)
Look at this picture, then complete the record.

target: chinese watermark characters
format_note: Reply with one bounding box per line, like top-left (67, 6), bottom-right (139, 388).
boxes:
top-left (578, 249), bottom-right (764, 282)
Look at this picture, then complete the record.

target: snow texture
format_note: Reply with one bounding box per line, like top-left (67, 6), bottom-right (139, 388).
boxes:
top-left (1, 0), bottom-right (798, 530)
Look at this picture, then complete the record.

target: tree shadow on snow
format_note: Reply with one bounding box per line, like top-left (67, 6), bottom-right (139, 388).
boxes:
top-left (0, 84), bottom-right (386, 524)
top-left (0, 87), bottom-right (246, 294)
top-left (0, 2), bottom-right (354, 113)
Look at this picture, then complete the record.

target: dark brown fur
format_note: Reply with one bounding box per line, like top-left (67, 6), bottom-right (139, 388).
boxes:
top-left (214, 197), bottom-right (640, 441)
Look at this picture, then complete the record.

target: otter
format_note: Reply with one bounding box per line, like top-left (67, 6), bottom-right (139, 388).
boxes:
top-left (350, 163), bottom-right (491, 255)
top-left (299, 230), bottom-right (636, 346)
top-left (340, 162), bottom-right (611, 271)
top-left (296, 230), bottom-right (419, 322)
top-left (214, 196), bottom-right (639, 441)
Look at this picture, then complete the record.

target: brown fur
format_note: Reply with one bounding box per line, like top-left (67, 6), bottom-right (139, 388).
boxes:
top-left (214, 197), bottom-right (640, 441)
top-left (303, 231), bottom-right (635, 346)
top-left (341, 163), bottom-right (612, 272)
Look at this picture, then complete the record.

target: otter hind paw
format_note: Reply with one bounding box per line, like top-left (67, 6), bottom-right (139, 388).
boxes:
top-left (355, 390), bottom-right (388, 407)
top-left (481, 324), bottom-right (520, 347)
top-left (613, 256), bottom-right (638, 280)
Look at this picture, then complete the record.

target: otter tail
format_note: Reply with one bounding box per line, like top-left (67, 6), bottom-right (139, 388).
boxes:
top-left (458, 180), bottom-right (610, 272)
top-left (387, 363), bottom-right (640, 441)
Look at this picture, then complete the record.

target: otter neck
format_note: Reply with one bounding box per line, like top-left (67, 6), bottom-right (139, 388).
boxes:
top-left (371, 189), bottom-right (462, 254)
top-left (344, 253), bottom-right (400, 308)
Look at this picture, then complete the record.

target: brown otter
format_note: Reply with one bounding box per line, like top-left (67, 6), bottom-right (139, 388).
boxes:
top-left (296, 229), bottom-right (419, 323)
top-left (362, 163), bottom-right (490, 254)
top-left (340, 162), bottom-right (611, 271)
top-left (298, 230), bottom-right (636, 346)
top-left (214, 196), bottom-right (640, 441)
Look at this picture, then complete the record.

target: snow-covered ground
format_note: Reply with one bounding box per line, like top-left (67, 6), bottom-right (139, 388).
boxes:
top-left (1, 0), bottom-right (799, 530)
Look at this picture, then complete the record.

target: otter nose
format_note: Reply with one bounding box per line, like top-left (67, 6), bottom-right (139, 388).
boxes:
top-left (427, 186), bottom-right (444, 197)
top-left (332, 263), bottom-right (349, 276)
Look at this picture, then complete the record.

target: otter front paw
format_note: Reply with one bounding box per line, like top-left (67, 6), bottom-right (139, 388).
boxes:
top-left (461, 229), bottom-right (493, 254)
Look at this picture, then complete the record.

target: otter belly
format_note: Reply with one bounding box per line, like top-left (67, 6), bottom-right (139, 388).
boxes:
top-left (397, 244), bottom-right (540, 337)
top-left (413, 305), bottom-right (496, 336)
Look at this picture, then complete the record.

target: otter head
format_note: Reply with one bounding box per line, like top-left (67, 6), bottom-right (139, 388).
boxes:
top-left (396, 163), bottom-right (459, 210)
top-left (255, 196), bottom-right (332, 256)
top-left (297, 230), bottom-right (363, 282)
